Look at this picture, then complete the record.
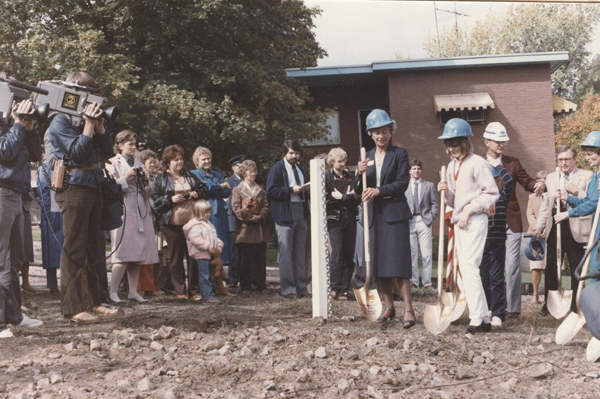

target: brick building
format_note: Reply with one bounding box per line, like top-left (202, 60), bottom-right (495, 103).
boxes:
top-left (287, 52), bottom-right (569, 230)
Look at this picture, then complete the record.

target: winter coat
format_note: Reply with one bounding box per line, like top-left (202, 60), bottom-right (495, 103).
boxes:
top-left (183, 218), bottom-right (224, 260)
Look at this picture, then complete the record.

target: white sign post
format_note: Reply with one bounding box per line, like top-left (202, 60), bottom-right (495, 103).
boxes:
top-left (310, 158), bottom-right (330, 319)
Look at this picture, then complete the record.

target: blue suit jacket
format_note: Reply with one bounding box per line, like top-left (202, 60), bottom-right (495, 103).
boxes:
top-left (266, 159), bottom-right (309, 227)
top-left (355, 144), bottom-right (412, 227)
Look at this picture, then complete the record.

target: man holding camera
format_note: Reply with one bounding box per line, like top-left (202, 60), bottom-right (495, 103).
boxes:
top-left (46, 72), bottom-right (119, 324)
top-left (0, 95), bottom-right (44, 338)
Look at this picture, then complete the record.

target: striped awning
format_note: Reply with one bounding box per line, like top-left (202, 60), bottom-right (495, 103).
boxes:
top-left (434, 93), bottom-right (495, 112)
top-left (552, 95), bottom-right (577, 115)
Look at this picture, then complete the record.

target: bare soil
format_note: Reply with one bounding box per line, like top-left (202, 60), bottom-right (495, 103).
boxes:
top-left (1, 286), bottom-right (599, 399)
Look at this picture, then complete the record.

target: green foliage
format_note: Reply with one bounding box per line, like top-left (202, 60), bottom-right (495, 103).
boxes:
top-left (0, 0), bottom-right (330, 173)
top-left (423, 4), bottom-right (600, 103)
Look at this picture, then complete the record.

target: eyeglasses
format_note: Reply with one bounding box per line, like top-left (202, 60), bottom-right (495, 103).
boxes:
top-left (557, 158), bottom-right (573, 163)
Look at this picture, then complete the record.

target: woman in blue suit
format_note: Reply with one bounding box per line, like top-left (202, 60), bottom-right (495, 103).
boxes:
top-left (356, 109), bottom-right (415, 327)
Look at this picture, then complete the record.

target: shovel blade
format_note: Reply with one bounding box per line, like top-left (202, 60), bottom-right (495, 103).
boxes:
top-left (354, 286), bottom-right (383, 323)
top-left (587, 337), bottom-right (600, 362)
top-left (450, 293), bottom-right (467, 322)
top-left (555, 311), bottom-right (587, 345)
top-left (547, 289), bottom-right (572, 320)
top-left (424, 304), bottom-right (453, 335)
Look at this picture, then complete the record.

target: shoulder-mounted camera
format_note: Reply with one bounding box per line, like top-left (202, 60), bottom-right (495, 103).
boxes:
top-left (0, 78), bottom-right (50, 123)
top-left (34, 80), bottom-right (118, 127)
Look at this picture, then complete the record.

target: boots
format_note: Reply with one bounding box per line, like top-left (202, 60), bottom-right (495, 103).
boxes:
top-left (211, 256), bottom-right (235, 296)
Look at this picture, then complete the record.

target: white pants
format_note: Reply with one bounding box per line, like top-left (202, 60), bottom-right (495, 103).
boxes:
top-left (409, 216), bottom-right (433, 287)
top-left (505, 228), bottom-right (522, 313)
top-left (454, 214), bottom-right (490, 324)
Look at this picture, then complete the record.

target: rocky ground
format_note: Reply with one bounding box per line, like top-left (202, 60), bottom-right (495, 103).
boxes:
top-left (1, 282), bottom-right (600, 399)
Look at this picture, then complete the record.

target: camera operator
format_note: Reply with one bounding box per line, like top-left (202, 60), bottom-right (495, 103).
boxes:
top-left (46, 72), bottom-right (119, 324)
top-left (0, 73), bottom-right (43, 338)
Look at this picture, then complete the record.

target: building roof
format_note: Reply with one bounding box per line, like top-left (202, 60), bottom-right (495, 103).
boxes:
top-left (287, 52), bottom-right (569, 88)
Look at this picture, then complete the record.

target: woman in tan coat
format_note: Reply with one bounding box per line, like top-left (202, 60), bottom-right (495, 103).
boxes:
top-left (231, 160), bottom-right (273, 294)
top-left (526, 170), bottom-right (548, 303)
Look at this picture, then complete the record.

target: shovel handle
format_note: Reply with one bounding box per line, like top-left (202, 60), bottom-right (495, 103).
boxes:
top-left (556, 167), bottom-right (563, 290)
top-left (361, 147), bottom-right (372, 287)
top-left (437, 166), bottom-right (446, 305)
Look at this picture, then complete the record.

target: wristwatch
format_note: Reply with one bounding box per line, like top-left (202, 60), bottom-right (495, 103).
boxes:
top-left (574, 190), bottom-right (579, 197)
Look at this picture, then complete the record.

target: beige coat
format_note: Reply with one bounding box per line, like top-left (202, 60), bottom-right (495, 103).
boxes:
top-left (232, 183), bottom-right (273, 244)
top-left (106, 154), bottom-right (159, 264)
top-left (536, 168), bottom-right (593, 243)
top-left (526, 193), bottom-right (545, 234)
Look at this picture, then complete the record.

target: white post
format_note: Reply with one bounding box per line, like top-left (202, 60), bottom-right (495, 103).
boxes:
top-left (310, 158), bottom-right (329, 319)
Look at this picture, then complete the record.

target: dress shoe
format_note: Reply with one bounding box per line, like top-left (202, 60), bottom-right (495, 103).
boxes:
top-left (128, 292), bottom-right (148, 303)
top-left (465, 321), bottom-right (492, 334)
top-left (403, 310), bottom-right (416, 329)
top-left (109, 293), bottom-right (122, 303)
top-left (506, 312), bottom-right (520, 319)
top-left (17, 314), bottom-right (43, 328)
top-left (176, 294), bottom-right (188, 300)
top-left (93, 306), bottom-right (124, 316)
top-left (151, 290), bottom-right (165, 297)
top-left (411, 283), bottom-right (419, 289)
top-left (538, 304), bottom-right (549, 317)
top-left (193, 294), bottom-right (203, 301)
top-left (376, 308), bottom-right (396, 323)
top-left (298, 293), bottom-right (311, 299)
top-left (68, 312), bottom-right (99, 324)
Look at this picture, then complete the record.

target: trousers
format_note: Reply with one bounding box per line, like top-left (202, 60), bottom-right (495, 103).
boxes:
top-left (327, 214), bottom-right (356, 293)
top-left (504, 228), bottom-right (522, 313)
top-left (409, 216), bottom-right (433, 287)
top-left (276, 202), bottom-right (308, 296)
top-left (480, 239), bottom-right (507, 320)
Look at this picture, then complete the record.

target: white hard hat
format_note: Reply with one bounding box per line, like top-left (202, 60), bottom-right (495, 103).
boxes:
top-left (483, 122), bottom-right (509, 142)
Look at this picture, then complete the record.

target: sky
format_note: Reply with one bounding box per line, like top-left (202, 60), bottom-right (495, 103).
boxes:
top-left (303, 0), bottom-right (600, 67)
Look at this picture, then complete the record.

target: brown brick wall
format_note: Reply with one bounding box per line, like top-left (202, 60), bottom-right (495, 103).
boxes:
top-left (388, 64), bottom-right (557, 233)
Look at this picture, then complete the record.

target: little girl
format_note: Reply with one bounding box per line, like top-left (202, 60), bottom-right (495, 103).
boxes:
top-left (183, 200), bottom-right (224, 303)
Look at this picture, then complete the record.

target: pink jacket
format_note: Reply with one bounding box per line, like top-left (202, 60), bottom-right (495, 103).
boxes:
top-left (183, 218), bottom-right (224, 260)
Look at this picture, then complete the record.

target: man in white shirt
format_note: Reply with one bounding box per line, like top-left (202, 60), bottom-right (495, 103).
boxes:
top-left (405, 160), bottom-right (439, 289)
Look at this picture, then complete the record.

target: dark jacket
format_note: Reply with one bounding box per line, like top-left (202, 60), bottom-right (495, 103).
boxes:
top-left (226, 173), bottom-right (243, 232)
top-left (151, 171), bottom-right (208, 226)
top-left (488, 165), bottom-right (514, 240)
top-left (266, 159), bottom-right (309, 227)
top-left (325, 169), bottom-right (360, 220)
top-left (501, 154), bottom-right (537, 233)
top-left (46, 114), bottom-right (112, 189)
top-left (354, 144), bottom-right (412, 227)
top-left (0, 120), bottom-right (40, 193)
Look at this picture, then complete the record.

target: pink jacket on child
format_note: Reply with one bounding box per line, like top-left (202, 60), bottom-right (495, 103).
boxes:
top-left (183, 218), bottom-right (224, 260)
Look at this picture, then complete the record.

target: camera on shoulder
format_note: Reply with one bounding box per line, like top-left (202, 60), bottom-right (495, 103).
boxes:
top-left (33, 80), bottom-right (118, 127)
top-left (0, 78), bottom-right (49, 123)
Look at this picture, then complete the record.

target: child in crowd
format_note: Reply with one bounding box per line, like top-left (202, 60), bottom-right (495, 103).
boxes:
top-left (183, 200), bottom-right (224, 303)
top-left (479, 163), bottom-right (513, 328)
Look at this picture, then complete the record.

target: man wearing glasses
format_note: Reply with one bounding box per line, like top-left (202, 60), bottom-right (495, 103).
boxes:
top-left (534, 146), bottom-right (592, 315)
top-left (483, 122), bottom-right (545, 318)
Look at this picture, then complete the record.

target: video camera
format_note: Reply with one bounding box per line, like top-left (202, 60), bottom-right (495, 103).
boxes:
top-left (34, 81), bottom-right (118, 127)
top-left (0, 78), bottom-right (50, 123)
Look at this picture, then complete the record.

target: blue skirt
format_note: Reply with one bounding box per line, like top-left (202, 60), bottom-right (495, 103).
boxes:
top-left (369, 208), bottom-right (411, 279)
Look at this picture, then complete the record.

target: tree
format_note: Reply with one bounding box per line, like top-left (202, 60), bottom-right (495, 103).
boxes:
top-left (0, 0), bottom-right (329, 172)
top-left (423, 4), bottom-right (600, 103)
top-left (555, 95), bottom-right (600, 170)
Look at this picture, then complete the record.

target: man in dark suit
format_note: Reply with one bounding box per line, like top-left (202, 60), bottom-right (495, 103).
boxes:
top-left (224, 155), bottom-right (246, 288)
top-left (484, 122), bottom-right (544, 317)
top-left (266, 140), bottom-right (310, 298)
top-left (405, 159), bottom-right (438, 289)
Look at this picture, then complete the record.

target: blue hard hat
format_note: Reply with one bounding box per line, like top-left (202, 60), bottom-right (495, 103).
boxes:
top-left (438, 118), bottom-right (474, 140)
top-left (366, 109), bottom-right (396, 132)
top-left (525, 236), bottom-right (546, 261)
top-left (488, 164), bottom-right (501, 179)
top-left (580, 131), bottom-right (600, 148)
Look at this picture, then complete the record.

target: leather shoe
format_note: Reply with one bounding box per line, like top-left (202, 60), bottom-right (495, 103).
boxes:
top-left (538, 304), bottom-right (549, 317)
top-left (465, 321), bottom-right (492, 334)
top-left (68, 312), bottom-right (99, 324)
top-left (93, 306), bottom-right (124, 316)
top-left (376, 308), bottom-right (396, 323)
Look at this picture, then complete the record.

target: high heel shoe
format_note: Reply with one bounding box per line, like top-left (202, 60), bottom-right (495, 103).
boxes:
top-left (109, 292), bottom-right (122, 303)
top-left (128, 292), bottom-right (148, 303)
top-left (403, 310), bottom-right (416, 329)
top-left (376, 308), bottom-right (396, 323)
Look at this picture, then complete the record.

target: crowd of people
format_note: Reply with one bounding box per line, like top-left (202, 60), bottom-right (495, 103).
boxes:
top-left (2, 70), bottom-right (600, 338)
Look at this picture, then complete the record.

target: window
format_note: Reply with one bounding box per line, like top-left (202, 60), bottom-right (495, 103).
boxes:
top-left (439, 109), bottom-right (488, 125)
top-left (305, 112), bottom-right (341, 146)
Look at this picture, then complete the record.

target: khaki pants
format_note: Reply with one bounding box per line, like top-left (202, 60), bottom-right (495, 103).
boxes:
top-left (0, 188), bottom-right (24, 329)
top-left (55, 185), bottom-right (103, 315)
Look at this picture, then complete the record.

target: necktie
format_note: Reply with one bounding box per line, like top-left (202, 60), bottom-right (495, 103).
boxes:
top-left (562, 174), bottom-right (570, 209)
top-left (292, 163), bottom-right (304, 201)
top-left (413, 182), bottom-right (420, 215)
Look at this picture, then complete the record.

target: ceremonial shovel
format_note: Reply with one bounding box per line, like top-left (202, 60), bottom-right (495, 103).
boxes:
top-left (353, 147), bottom-right (383, 322)
top-left (586, 337), bottom-right (600, 362)
top-left (424, 166), bottom-right (453, 334)
top-left (548, 167), bottom-right (573, 319)
top-left (555, 196), bottom-right (600, 345)
top-left (441, 218), bottom-right (467, 321)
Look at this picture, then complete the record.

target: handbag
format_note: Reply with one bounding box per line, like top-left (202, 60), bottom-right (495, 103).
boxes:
top-left (99, 168), bottom-right (125, 231)
top-left (242, 196), bottom-right (260, 215)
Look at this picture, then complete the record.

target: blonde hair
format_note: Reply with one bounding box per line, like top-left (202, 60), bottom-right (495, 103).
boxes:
top-left (193, 199), bottom-right (212, 220)
top-left (192, 146), bottom-right (212, 167)
top-left (238, 160), bottom-right (257, 178)
top-left (327, 148), bottom-right (347, 166)
top-left (444, 137), bottom-right (474, 158)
